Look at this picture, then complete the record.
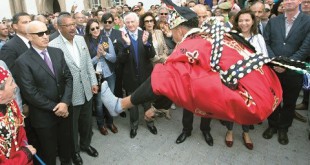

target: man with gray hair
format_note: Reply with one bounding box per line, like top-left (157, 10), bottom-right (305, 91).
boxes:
top-left (49, 13), bottom-right (98, 165)
top-left (120, 12), bottom-right (156, 139)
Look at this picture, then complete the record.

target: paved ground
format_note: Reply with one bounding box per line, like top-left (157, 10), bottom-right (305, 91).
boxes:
top-left (74, 103), bottom-right (310, 165)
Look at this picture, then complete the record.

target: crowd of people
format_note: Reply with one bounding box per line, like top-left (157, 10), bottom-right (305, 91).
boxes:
top-left (0, 0), bottom-right (309, 164)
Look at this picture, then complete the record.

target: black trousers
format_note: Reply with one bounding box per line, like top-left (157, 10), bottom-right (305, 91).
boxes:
top-left (182, 109), bottom-right (211, 134)
top-left (131, 77), bottom-right (172, 109)
top-left (33, 111), bottom-right (72, 165)
top-left (268, 70), bottom-right (303, 131)
top-left (72, 99), bottom-right (93, 153)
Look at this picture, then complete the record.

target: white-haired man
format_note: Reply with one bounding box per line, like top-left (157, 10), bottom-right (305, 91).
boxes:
top-left (120, 12), bottom-right (156, 138)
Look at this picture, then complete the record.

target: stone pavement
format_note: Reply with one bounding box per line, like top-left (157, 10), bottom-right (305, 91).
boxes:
top-left (74, 105), bottom-right (310, 165)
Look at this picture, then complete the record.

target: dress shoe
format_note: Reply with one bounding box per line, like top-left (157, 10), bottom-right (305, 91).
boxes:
top-left (225, 131), bottom-right (233, 147)
top-left (294, 111), bottom-right (307, 123)
top-left (99, 126), bottom-right (108, 135)
top-left (295, 103), bottom-right (308, 110)
top-left (242, 133), bottom-right (253, 150)
top-left (176, 132), bottom-right (191, 144)
top-left (262, 127), bottom-right (277, 139)
top-left (308, 133), bottom-right (310, 141)
top-left (72, 153), bottom-right (83, 165)
top-left (81, 146), bottom-right (98, 157)
top-left (202, 131), bottom-right (213, 146)
top-left (108, 124), bottom-right (118, 133)
top-left (278, 129), bottom-right (289, 145)
top-left (249, 125), bottom-right (254, 130)
top-left (147, 125), bottom-right (157, 135)
top-left (130, 128), bottom-right (137, 138)
top-left (119, 112), bottom-right (126, 118)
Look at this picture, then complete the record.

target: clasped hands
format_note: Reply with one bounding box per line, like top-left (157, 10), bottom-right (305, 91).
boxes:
top-left (53, 102), bottom-right (69, 118)
top-left (97, 44), bottom-right (107, 59)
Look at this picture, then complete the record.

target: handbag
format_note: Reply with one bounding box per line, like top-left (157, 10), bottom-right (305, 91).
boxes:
top-left (95, 72), bottom-right (105, 92)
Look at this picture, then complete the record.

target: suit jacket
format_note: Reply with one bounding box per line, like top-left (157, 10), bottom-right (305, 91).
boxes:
top-left (264, 12), bottom-right (310, 61)
top-left (49, 35), bottom-right (97, 106)
top-left (102, 29), bottom-right (123, 59)
top-left (0, 35), bottom-right (29, 70)
top-left (14, 47), bottom-right (73, 128)
top-left (49, 30), bottom-right (60, 41)
top-left (119, 29), bottom-right (155, 92)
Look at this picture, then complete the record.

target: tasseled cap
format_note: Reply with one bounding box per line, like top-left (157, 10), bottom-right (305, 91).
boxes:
top-left (162, 0), bottom-right (197, 29)
top-left (0, 67), bottom-right (9, 85)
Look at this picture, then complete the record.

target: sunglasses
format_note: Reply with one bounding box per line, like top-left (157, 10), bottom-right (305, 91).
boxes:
top-left (265, 8), bottom-right (271, 12)
top-left (144, 19), bottom-right (154, 23)
top-left (160, 13), bottom-right (168, 15)
top-left (103, 20), bottom-right (113, 24)
top-left (30, 30), bottom-right (50, 37)
top-left (90, 26), bottom-right (100, 31)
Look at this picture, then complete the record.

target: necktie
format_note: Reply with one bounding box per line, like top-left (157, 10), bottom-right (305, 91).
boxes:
top-left (41, 50), bottom-right (55, 75)
top-left (131, 33), bottom-right (137, 40)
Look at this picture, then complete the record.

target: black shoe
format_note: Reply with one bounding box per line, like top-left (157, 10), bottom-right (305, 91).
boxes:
top-left (249, 125), bottom-right (254, 130)
top-left (81, 146), bottom-right (98, 157)
top-left (130, 128), bottom-right (137, 138)
top-left (295, 103), bottom-right (308, 110)
top-left (202, 131), bottom-right (213, 146)
top-left (278, 129), bottom-right (289, 145)
top-left (294, 111), bottom-right (307, 123)
top-left (262, 127), bottom-right (277, 139)
top-left (147, 125), bottom-right (157, 135)
top-left (176, 132), bottom-right (191, 144)
top-left (308, 133), bottom-right (310, 141)
top-left (72, 153), bottom-right (83, 165)
top-left (120, 112), bottom-right (126, 118)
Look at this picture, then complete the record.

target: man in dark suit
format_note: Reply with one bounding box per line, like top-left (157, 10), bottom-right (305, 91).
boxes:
top-left (120, 12), bottom-right (156, 138)
top-left (101, 13), bottom-right (127, 118)
top-left (0, 12), bottom-right (31, 70)
top-left (263, 0), bottom-right (310, 145)
top-left (14, 21), bottom-right (73, 165)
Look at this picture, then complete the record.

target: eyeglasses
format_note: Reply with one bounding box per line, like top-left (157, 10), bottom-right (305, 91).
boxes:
top-left (302, 1), bottom-right (310, 4)
top-left (160, 13), bottom-right (168, 15)
top-left (90, 26), bottom-right (100, 31)
top-left (103, 20), bottom-right (113, 24)
top-left (30, 30), bottom-right (50, 37)
top-left (60, 23), bottom-right (76, 28)
top-left (144, 19), bottom-right (154, 23)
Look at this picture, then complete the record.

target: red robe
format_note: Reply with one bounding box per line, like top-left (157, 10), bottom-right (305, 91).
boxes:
top-left (0, 100), bottom-right (32, 165)
top-left (151, 34), bottom-right (282, 124)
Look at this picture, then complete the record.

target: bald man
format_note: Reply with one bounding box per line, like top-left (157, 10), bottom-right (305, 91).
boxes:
top-left (14, 21), bottom-right (73, 165)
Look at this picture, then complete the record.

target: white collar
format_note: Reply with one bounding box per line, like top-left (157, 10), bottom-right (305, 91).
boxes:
top-left (178, 28), bottom-right (201, 44)
top-left (16, 33), bottom-right (30, 48)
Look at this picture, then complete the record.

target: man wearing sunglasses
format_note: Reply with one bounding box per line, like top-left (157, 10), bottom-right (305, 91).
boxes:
top-left (101, 13), bottom-right (126, 118)
top-left (49, 14), bottom-right (98, 165)
top-left (15, 20), bottom-right (73, 165)
top-left (157, 7), bottom-right (170, 23)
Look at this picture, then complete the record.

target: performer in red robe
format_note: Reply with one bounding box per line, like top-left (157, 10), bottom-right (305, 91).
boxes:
top-left (0, 66), bottom-right (35, 165)
top-left (100, 0), bottom-right (283, 125)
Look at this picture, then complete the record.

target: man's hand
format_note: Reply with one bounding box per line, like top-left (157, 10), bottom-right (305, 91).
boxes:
top-left (273, 66), bottom-right (286, 73)
top-left (53, 102), bottom-right (69, 118)
top-left (144, 107), bottom-right (155, 121)
top-left (122, 32), bottom-right (131, 46)
top-left (26, 145), bottom-right (36, 155)
top-left (92, 85), bottom-right (98, 94)
top-left (142, 31), bottom-right (149, 45)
